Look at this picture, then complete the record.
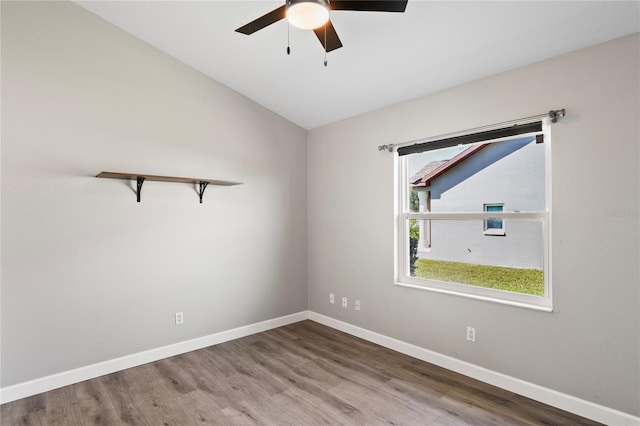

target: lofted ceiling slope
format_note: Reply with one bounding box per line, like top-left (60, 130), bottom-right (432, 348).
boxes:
top-left (76, 1), bottom-right (640, 130)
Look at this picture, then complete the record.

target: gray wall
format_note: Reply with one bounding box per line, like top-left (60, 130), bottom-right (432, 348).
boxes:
top-left (308, 34), bottom-right (640, 416)
top-left (1, 1), bottom-right (308, 387)
top-left (423, 137), bottom-right (545, 268)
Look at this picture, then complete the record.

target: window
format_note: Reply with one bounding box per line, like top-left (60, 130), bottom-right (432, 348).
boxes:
top-left (483, 204), bottom-right (505, 235)
top-left (396, 120), bottom-right (551, 311)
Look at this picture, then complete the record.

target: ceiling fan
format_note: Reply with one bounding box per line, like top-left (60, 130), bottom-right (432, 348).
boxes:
top-left (235, 0), bottom-right (408, 60)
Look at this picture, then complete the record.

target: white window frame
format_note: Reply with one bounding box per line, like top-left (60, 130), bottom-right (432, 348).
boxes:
top-left (483, 203), bottom-right (506, 236)
top-left (394, 120), bottom-right (552, 312)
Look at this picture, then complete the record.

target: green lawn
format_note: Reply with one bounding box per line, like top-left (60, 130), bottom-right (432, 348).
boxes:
top-left (414, 259), bottom-right (544, 296)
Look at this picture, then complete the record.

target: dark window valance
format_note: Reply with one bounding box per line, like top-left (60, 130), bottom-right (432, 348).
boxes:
top-left (397, 121), bottom-right (542, 156)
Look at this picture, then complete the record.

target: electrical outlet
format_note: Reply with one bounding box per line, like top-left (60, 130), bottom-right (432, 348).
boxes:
top-left (329, 293), bottom-right (335, 304)
top-left (175, 312), bottom-right (184, 325)
top-left (342, 297), bottom-right (348, 308)
top-left (466, 326), bottom-right (475, 342)
top-left (355, 300), bottom-right (361, 311)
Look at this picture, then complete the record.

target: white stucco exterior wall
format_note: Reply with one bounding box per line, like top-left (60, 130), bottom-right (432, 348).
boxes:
top-left (417, 136), bottom-right (545, 268)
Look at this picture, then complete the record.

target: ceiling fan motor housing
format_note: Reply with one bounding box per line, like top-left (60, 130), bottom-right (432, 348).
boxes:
top-left (286, 0), bottom-right (330, 30)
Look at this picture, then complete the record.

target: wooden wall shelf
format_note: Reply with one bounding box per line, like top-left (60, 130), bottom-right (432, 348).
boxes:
top-left (96, 172), bottom-right (242, 203)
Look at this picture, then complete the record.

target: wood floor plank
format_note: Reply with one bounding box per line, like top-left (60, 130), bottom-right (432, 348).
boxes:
top-left (329, 380), bottom-right (440, 425)
top-left (1, 320), bottom-right (603, 425)
top-left (269, 388), bottom-right (351, 425)
top-left (74, 379), bottom-right (123, 425)
top-left (44, 386), bottom-right (83, 426)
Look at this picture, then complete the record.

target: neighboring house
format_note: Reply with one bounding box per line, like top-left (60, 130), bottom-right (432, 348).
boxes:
top-left (409, 136), bottom-right (544, 269)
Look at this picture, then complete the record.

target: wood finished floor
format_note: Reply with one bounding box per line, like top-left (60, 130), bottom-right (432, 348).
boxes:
top-left (1, 320), bottom-right (601, 425)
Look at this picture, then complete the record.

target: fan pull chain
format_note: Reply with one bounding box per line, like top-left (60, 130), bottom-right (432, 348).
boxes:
top-left (287, 22), bottom-right (291, 55)
top-left (323, 25), bottom-right (327, 67)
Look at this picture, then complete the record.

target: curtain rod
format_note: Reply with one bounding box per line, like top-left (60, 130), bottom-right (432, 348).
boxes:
top-left (377, 109), bottom-right (565, 153)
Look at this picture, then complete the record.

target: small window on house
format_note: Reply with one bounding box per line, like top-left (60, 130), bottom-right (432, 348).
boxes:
top-left (396, 119), bottom-right (552, 311)
top-left (484, 204), bottom-right (505, 236)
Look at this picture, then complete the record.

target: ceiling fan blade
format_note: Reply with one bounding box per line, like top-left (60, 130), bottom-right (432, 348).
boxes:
top-left (235, 5), bottom-right (287, 35)
top-left (330, 1), bottom-right (408, 12)
top-left (313, 20), bottom-right (343, 52)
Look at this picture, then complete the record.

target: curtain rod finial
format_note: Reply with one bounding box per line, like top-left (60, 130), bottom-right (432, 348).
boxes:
top-left (549, 109), bottom-right (566, 123)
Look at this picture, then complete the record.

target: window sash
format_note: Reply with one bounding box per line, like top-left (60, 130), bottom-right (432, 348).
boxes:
top-left (401, 211), bottom-right (546, 220)
top-left (398, 216), bottom-right (551, 310)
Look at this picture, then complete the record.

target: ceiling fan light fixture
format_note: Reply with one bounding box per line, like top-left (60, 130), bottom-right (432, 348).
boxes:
top-left (286, 0), bottom-right (330, 30)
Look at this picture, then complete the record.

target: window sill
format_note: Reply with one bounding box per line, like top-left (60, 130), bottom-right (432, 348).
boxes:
top-left (393, 281), bottom-right (553, 312)
top-left (483, 229), bottom-right (506, 236)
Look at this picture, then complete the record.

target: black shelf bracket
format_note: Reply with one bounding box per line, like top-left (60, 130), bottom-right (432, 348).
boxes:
top-left (136, 177), bottom-right (145, 203)
top-left (198, 181), bottom-right (209, 204)
top-left (96, 172), bottom-right (242, 203)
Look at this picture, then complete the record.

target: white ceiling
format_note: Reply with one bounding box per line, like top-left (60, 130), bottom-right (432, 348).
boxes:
top-left (76, 1), bottom-right (639, 130)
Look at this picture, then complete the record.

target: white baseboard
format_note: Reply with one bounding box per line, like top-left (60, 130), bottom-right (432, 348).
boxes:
top-left (308, 312), bottom-right (640, 426)
top-left (0, 311), bottom-right (309, 405)
top-left (3, 310), bottom-right (638, 426)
